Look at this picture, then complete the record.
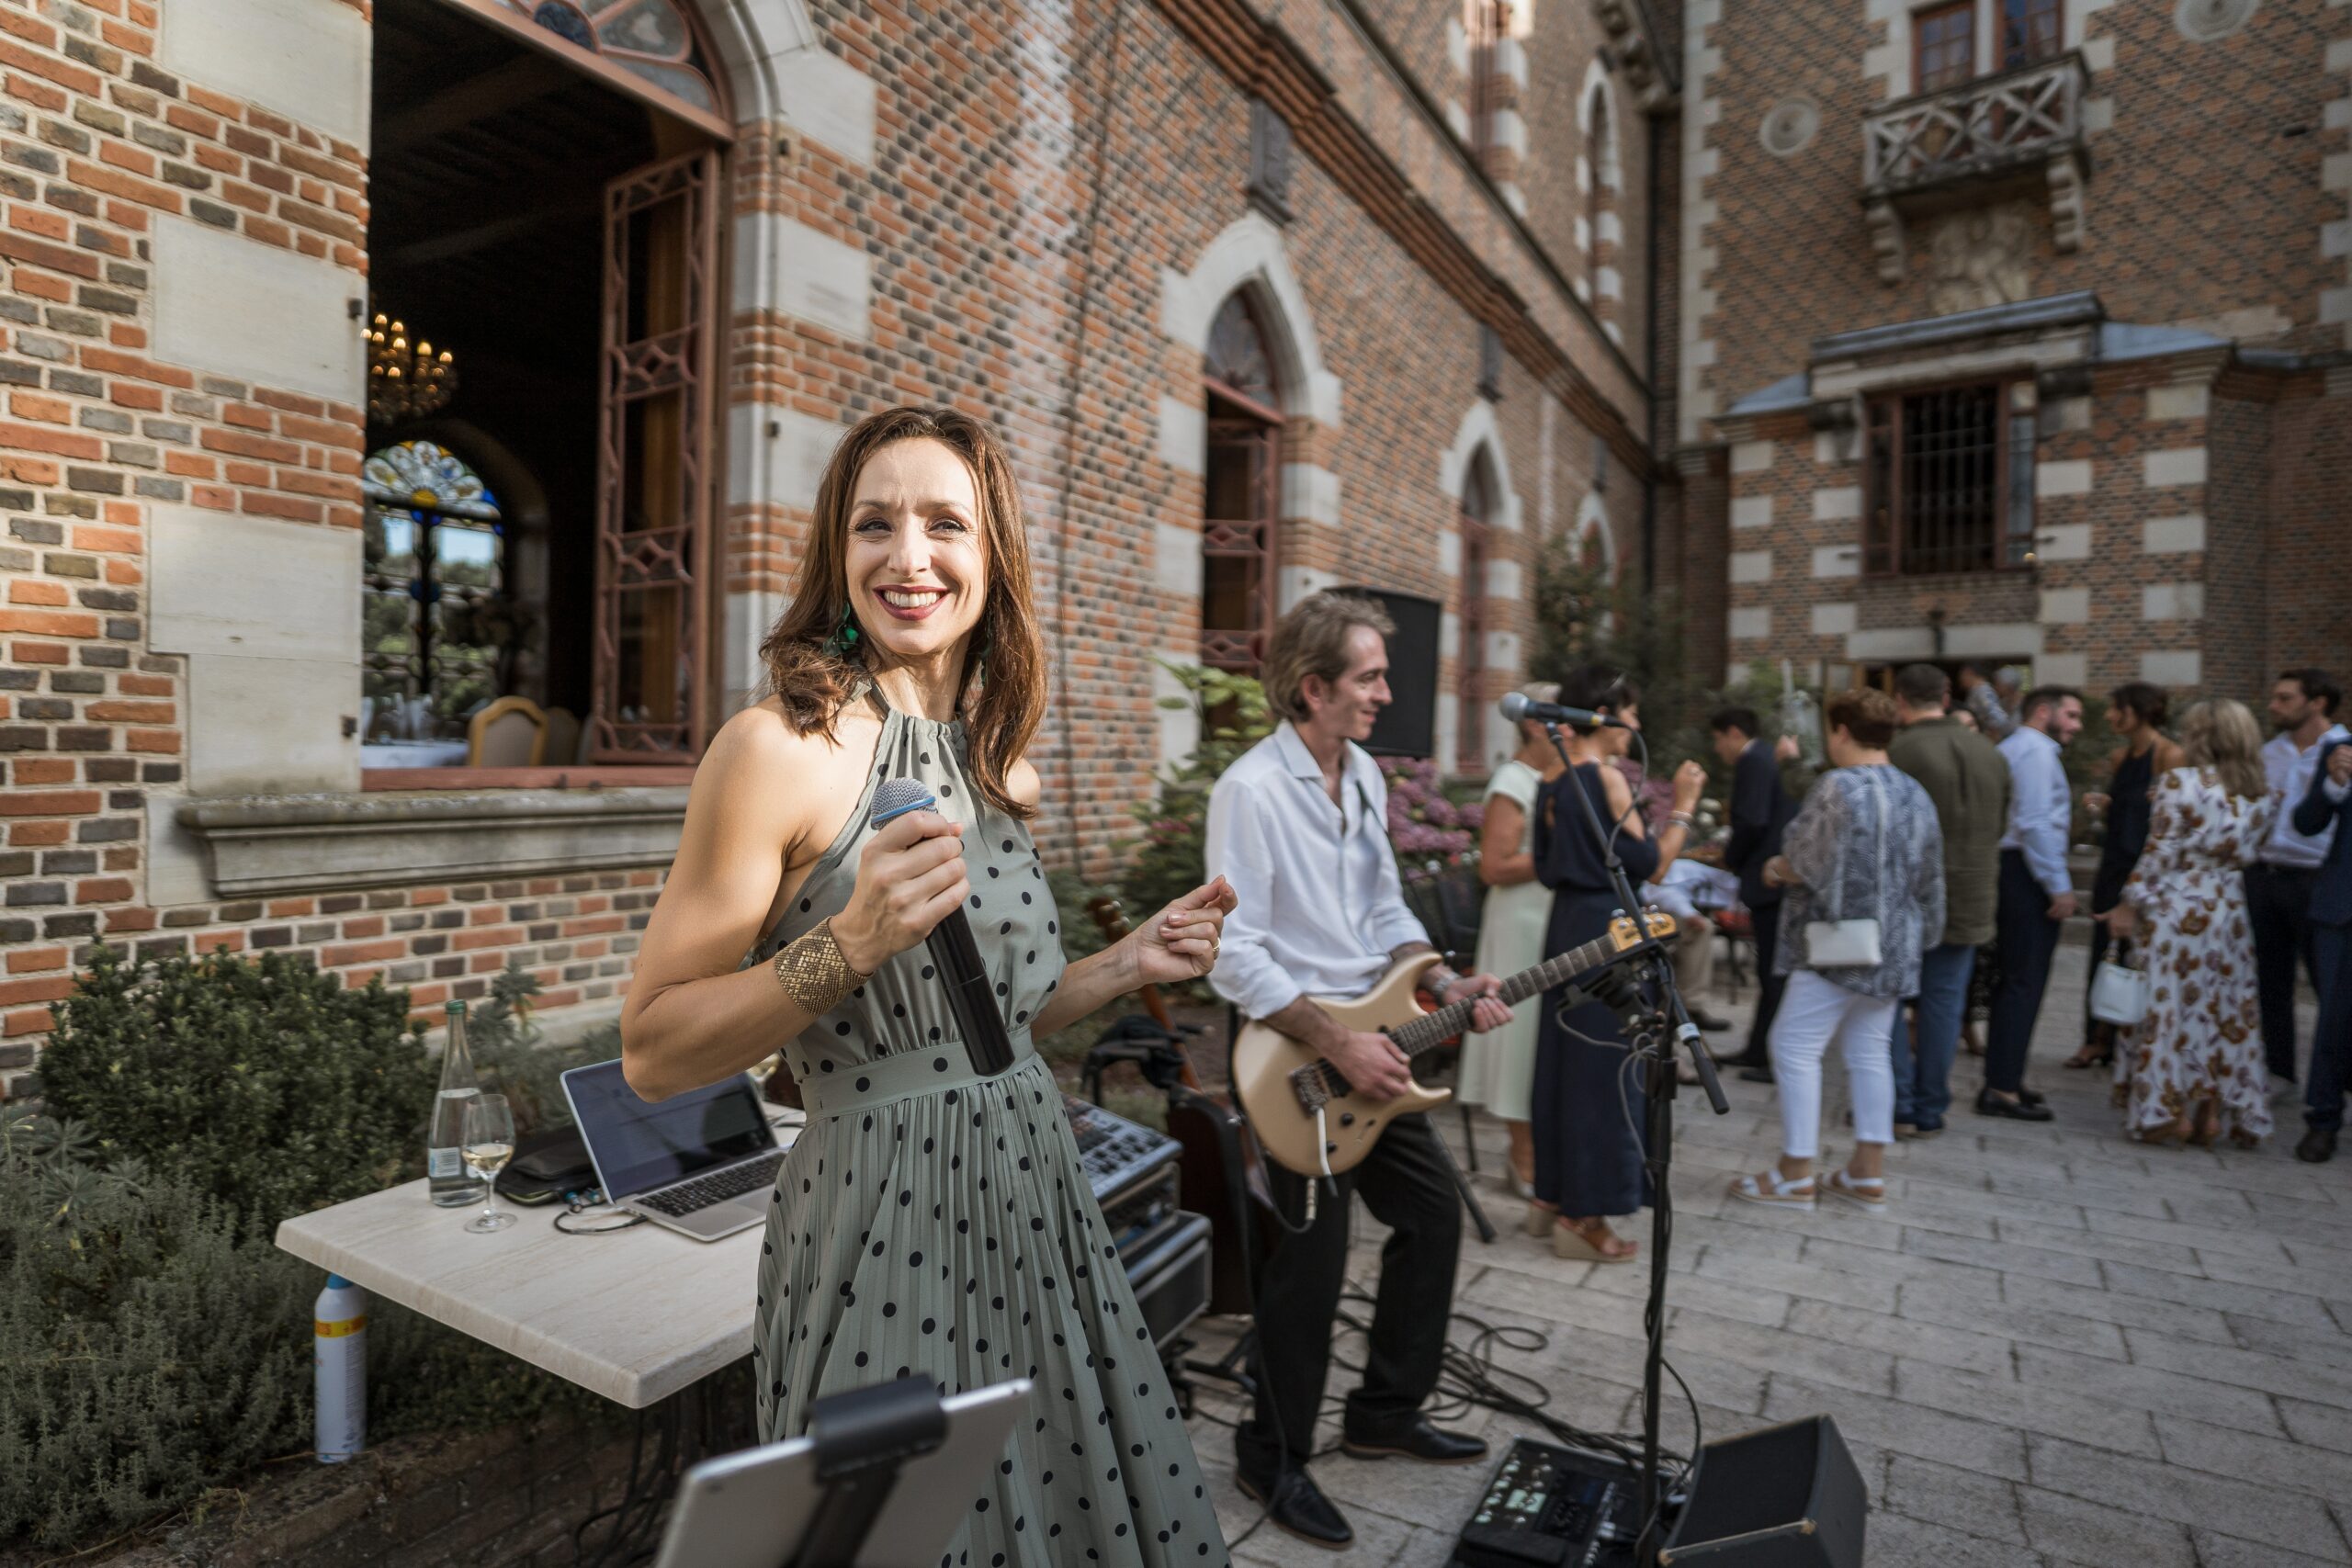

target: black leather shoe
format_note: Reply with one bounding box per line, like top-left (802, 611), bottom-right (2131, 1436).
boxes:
top-left (1723, 1049), bottom-right (1770, 1070)
top-left (1738, 1064), bottom-right (1775, 1084)
top-left (1340, 1415), bottom-right (1491, 1466)
top-left (2297, 1127), bottom-right (2338, 1165)
top-left (1236, 1468), bottom-right (1351, 1549)
top-left (1976, 1088), bottom-right (2053, 1122)
top-left (1690, 1009), bottom-right (1735, 1032)
top-left (2017, 1085), bottom-right (2048, 1108)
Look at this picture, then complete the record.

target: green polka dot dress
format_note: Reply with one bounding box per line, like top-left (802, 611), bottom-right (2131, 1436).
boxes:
top-left (752, 702), bottom-right (1230, 1566)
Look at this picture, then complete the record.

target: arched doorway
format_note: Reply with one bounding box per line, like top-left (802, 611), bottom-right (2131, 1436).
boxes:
top-left (1200, 292), bottom-right (1283, 677)
top-left (363, 0), bottom-right (731, 782)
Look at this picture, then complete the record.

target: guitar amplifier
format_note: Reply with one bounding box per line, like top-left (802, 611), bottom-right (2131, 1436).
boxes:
top-left (1060, 1096), bottom-right (1211, 1348)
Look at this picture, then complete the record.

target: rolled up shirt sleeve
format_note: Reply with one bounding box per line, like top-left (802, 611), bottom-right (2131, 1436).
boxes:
top-left (1204, 781), bottom-right (1305, 1021)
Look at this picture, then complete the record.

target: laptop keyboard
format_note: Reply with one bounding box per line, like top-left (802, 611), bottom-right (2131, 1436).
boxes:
top-left (638, 1149), bottom-right (787, 1217)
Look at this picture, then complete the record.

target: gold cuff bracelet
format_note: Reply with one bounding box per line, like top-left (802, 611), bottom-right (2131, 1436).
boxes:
top-left (773, 918), bottom-right (869, 1014)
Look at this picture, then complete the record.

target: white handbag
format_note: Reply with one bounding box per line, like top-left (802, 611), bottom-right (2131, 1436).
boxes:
top-left (2088, 947), bottom-right (2151, 1027)
top-left (1803, 771), bottom-right (1886, 969)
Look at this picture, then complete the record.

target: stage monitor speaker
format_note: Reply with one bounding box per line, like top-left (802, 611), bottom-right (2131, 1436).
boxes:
top-left (1658, 1416), bottom-right (1864, 1568)
top-left (1342, 587), bottom-right (1438, 759)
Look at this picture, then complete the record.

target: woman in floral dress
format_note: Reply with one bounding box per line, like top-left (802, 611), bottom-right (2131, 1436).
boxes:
top-left (2105, 699), bottom-right (2277, 1145)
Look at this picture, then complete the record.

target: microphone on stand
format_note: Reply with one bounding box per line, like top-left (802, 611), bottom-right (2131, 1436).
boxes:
top-left (869, 777), bottom-right (1017, 1077)
top-left (1498, 690), bottom-right (1629, 730)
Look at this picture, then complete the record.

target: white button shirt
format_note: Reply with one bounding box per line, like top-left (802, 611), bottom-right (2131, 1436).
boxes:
top-left (2259, 725), bottom-right (2351, 869)
top-left (1204, 722), bottom-right (1430, 1021)
top-left (1997, 725), bottom-right (2073, 897)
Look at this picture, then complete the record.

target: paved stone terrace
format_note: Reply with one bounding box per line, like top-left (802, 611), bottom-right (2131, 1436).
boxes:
top-left (1180, 946), bottom-right (2352, 1566)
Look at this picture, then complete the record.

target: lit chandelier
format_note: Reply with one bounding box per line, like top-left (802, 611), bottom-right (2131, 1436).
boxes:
top-left (366, 312), bottom-right (458, 425)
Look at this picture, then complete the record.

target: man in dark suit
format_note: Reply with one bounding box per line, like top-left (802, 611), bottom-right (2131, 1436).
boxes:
top-left (1713, 706), bottom-right (1801, 1082)
top-left (2295, 735), bottom-right (2352, 1164)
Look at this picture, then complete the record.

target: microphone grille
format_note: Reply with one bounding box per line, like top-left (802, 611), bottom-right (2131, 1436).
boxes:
top-left (870, 775), bottom-right (933, 826)
top-left (1498, 691), bottom-right (1530, 722)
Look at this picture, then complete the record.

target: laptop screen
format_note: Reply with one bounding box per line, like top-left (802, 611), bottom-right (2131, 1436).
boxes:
top-left (562, 1060), bottom-right (775, 1200)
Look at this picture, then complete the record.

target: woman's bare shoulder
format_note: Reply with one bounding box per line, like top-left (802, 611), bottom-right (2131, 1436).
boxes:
top-left (692, 701), bottom-right (876, 840)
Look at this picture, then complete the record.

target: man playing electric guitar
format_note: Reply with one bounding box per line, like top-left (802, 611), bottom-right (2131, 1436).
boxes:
top-left (1204, 591), bottom-right (1511, 1548)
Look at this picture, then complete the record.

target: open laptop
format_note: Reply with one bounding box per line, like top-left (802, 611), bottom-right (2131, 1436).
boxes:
top-left (560, 1059), bottom-right (792, 1241)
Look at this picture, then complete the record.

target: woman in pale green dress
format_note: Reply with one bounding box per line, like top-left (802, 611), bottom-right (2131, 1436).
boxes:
top-left (1459, 684), bottom-right (1564, 1194)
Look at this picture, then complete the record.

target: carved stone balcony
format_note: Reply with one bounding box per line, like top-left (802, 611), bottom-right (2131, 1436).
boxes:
top-left (1860, 52), bottom-right (2090, 283)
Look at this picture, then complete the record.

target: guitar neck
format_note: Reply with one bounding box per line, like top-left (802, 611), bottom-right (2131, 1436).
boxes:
top-left (1389, 927), bottom-right (1637, 1059)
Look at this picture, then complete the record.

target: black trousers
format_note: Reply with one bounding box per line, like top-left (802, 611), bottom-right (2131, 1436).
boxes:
top-left (2305, 923), bottom-right (2352, 1132)
top-left (1236, 1111), bottom-right (1459, 1479)
top-left (1736, 902), bottom-right (1787, 1064)
top-left (2245, 863), bottom-right (2319, 1082)
top-left (1986, 850), bottom-right (2063, 1095)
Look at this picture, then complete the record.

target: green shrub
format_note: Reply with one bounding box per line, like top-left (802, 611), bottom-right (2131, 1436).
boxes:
top-left (0, 1104), bottom-right (311, 1546)
top-left (38, 946), bottom-right (435, 1229)
top-left (0, 1105), bottom-right (605, 1549)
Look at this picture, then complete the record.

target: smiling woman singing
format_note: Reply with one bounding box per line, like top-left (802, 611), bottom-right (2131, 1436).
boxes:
top-left (620, 406), bottom-right (1236, 1566)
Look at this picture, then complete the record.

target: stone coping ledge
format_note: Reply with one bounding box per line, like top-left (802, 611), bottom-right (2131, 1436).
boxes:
top-left (175, 787), bottom-right (691, 898)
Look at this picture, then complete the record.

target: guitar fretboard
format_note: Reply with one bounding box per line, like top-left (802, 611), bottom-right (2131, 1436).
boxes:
top-left (1291, 911), bottom-right (1676, 1110)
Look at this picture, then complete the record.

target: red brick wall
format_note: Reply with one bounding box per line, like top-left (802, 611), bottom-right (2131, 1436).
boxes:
top-left (0, 0), bottom-right (1670, 1093)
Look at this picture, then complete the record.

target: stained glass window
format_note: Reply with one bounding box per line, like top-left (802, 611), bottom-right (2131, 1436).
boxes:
top-left (361, 442), bottom-right (512, 747)
top-left (503, 0), bottom-right (719, 116)
top-left (1204, 294), bottom-right (1278, 412)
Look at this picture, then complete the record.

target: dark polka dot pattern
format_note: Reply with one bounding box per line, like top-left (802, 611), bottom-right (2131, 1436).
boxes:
top-left (751, 705), bottom-right (1229, 1566)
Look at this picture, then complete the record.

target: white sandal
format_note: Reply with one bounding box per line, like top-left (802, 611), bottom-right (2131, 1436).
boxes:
top-left (1728, 1169), bottom-right (1817, 1210)
top-left (1823, 1169), bottom-right (1888, 1213)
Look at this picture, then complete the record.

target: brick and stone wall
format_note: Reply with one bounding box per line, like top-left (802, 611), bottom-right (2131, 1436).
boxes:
top-left (1683, 0), bottom-right (2351, 705)
top-left (0, 0), bottom-right (1675, 1095)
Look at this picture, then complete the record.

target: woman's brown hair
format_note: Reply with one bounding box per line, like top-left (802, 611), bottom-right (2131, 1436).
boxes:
top-left (757, 407), bottom-right (1045, 819)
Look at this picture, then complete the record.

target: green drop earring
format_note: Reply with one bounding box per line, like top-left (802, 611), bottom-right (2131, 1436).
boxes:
top-left (825, 603), bottom-right (860, 656)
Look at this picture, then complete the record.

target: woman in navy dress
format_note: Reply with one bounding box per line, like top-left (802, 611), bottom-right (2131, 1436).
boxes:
top-left (1527, 666), bottom-right (1703, 1261)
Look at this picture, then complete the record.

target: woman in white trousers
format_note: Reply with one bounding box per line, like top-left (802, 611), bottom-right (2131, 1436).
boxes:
top-left (1731, 687), bottom-right (1945, 1213)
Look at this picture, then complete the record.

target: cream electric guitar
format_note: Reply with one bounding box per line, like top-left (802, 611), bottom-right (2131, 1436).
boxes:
top-left (1230, 908), bottom-right (1679, 1178)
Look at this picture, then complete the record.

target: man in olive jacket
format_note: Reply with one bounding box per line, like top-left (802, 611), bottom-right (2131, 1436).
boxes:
top-left (1888, 663), bottom-right (2013, 1134)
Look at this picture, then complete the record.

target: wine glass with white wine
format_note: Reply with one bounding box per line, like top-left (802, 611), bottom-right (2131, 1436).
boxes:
top-left (460, 1092), bottom-right (517, 1234)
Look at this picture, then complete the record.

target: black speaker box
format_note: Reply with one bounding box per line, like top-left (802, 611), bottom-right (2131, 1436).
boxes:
top-left (1343, 586), bottom-right (1440, 758)
top-left (1657, 1416), bottom-right (1865, 1568)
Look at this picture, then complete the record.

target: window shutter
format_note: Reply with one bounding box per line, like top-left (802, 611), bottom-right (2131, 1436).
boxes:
top-left (589, 149), bottom-right (721, 763)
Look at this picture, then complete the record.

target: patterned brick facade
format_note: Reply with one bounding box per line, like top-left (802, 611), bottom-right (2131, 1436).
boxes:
top-left (0, 0), bottom-right (1683, 1096)
top-left (1686, 0), bottom-right (2351, 701)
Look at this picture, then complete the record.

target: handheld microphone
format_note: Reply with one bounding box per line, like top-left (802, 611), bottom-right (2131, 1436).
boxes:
top-left (1499, 690), bottom-right (1628, 730)
top-left (868, 777), bottom-right (1017, 1077)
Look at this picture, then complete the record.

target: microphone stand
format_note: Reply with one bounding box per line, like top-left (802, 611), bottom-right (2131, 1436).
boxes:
top-left (1536, 719), bottom-right (1728, 1567)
